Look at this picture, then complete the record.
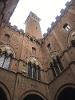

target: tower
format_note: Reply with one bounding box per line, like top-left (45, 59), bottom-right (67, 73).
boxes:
top-left (25, 11), bottom-right (42, 39)
top-left (0, 0), bottom-right (75, 100)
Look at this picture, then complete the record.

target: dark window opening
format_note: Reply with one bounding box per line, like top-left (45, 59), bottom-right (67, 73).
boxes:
top-left (33, 63), bottom-right (37, 79)
top-left (32, 47), bottom-right (36, 55)
top-left (47, 43), bottom-right (51, 50)
top-left (50, 62), bottom-right (57, 77)
top-left (53, 58), bottom-right (60, 76)
top-left (0, 49), bottom-right (2, 53)
top-left (28, 62), bottom-right (32, 77)
top-left (5, 34), bottom-right (10, 38)
top-left (63, 23), bottom-right (71, 32)
top-left (36, 65), bottom-right (41, 80)
top-left (30, 37), bottom-right (33, 42)
top-left (71, 40), bottom-right (75, 47)
top-left (4, 34), bottom-right (10, 42)
top-left (56, 56), bottom-right (63, 71)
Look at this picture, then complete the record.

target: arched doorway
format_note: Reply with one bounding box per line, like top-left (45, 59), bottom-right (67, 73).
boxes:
top-left (0, 87), bottom-right (7, 100)
top-left (23, 94), bottom-right (44, 100)
top-left (57, 87), bottom-right (75, 100)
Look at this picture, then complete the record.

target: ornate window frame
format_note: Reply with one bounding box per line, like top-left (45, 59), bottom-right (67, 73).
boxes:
top-left (26, 57), bottom-right (42, 80)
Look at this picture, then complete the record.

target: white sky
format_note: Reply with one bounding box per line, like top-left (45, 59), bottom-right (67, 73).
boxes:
top-left (10, 0), bottom-right (71, 34)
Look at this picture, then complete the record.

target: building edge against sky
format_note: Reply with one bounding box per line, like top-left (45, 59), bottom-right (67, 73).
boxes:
top-left (25, 11), bottom-right (42, 39)
top-left (0, 0), bottom-right (75, 100)
top-left (9, 0), bottom-right (71, 34)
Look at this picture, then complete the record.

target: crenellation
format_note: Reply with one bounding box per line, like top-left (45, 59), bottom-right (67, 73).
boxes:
top-left (0, 0), bottom-right (75, 100)
top-left (55, 15), bottom-right (61, 22)
top-left (46, 0), bottom-right (72, 37)
top-left (47, 27), bottom-right (51, 34)
top-left (65, 1), bottom-right (72, 7)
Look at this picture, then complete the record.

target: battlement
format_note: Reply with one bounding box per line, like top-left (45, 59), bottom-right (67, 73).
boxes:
top-left (43, 0), bottom-right (73, 38)
top-left (25, 11), bottom-right (42, 39)
top-left (25, 11), bottom-right (41, 23)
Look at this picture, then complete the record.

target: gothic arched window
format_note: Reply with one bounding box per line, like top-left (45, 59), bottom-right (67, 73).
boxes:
top-left (28, 61), bottom-right (41, 80)
top-left (3, 54), bottom-right (11, 69)
top-left (0, 52), bottom-right (11, 69)
top-left (0, 45), bottom-right (15, 69)
top-left (50, 56), bottom-right (64, 77)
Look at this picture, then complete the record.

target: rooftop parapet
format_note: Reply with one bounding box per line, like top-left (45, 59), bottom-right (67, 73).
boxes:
top-left (25, 11), bottom-right (41, 23)
top-left (4, 22), bottom-right (25, 34)
top-left (44, 0), bottom-right (73, 38)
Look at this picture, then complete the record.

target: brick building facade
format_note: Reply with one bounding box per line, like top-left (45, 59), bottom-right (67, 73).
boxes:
top-left (0, 0), bottom-right (75, 100)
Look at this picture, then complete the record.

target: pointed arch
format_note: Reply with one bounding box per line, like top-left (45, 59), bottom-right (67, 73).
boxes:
top-left (26, 56), bottom-right (42, 68)
top-left (26, 57), bottom-right (42, 80)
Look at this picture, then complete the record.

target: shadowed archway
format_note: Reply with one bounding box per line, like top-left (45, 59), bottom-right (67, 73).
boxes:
top-left (23, 94), bottom-right (44, 100)
top-left (57, 87), bottom-right (75, 100)
top-left (0, 87), bottom-right (7, 100)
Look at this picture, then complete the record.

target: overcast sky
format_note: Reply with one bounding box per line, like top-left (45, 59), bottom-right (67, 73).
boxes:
top-left (10, 0), bottom-right (71, 34)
